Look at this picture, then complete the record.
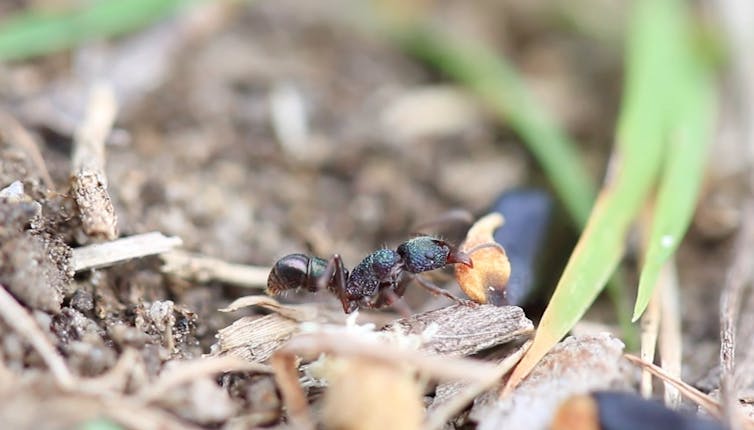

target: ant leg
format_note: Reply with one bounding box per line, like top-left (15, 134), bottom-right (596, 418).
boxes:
top-left (407, 273), bottom-right (478, 307)
top-left (381, 288), bottom-right (412, 318)
top-left (317, 255), bottom-right (354, 313)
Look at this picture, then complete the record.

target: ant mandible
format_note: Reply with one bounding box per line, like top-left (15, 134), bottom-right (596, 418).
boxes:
top-left (266, 236), bottom-right (477, 313)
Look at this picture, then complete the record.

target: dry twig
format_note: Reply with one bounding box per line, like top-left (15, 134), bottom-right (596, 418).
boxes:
top-left (271, 352), bottom-right (312, 430)
top-left (720, 199), bottom-right (754, 429)
top-left (639, 279), bottom-right (661, 398)
top-left (426, 340), bottom-right (531, 430)
top-left (638, 259), bottom-right (682, 406)
top-left (161, 250), bottom-right (269, 289)
top-left (0, 284), bottom-right (75, 389)
top-left (658, 259), bottom-right (682, 407)
top-left (70, 83), bottom-right (119, 240)
top-left (72, 231), bottom-right (182, 271)
top-left (280, 331), bottom-right (498, 382)
top-left (624, 354), bottom-right (724, 418)
top-left (138, 356), bottom-right (272, 403)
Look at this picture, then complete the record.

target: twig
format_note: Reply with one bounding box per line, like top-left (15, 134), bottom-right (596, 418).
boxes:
top-left (271, 352), bottom-right (314, 430)
top-left (279, 332), bottom-right (499, 383)
top-left (720, 199), bottom-right (754, 430)
top-left (70, 82), bottom-right (119, 240)
top-left (160, 250), bottom-right (268, 288)
top-left (0, 284), bottom-right (75, 389)
top-left (639, 278), bottom-right (661, 398)
top-left (425, 340), bottom-right (531, 430)
top-left (138, 356), bottom-right (272, 403)
top-left (0, 110), bottom-right (54, 190)
top-left (658, 258), bottom-right (682, 407)
top-left (72, 232), bottom-right (183, 272)
top-left (624, 354), bottom-right (722, 417)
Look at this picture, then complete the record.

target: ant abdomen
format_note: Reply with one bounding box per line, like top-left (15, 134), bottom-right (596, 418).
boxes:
top-left (266, 253), bottom-right (328, 295)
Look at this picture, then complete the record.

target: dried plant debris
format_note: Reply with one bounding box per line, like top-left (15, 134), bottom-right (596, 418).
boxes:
top-left (428, 341), bottom-right (532, 430)
top-left (160, 250), bottom-right (269, 289)
top-left (72, 232), bottom-right (183, 272)
top-left (254, 302), bottom-right (533, 429)
top-left (213, 313), bottom-right (300, 364)
top-left (271, 327), bottom-right (503, 430)
top-left (223, 375), bottom-right (282, 429)
top-left (320, 357), bottom-right (424, 430)
top-left (212, 296), bottom-right (349, 363)
top-left (387, 303), bottom-right (532, 356)
top-left (70, 83), bottom-right (119, 242)
top-left (455, 213), bottom-right (512, 306)
top-left (471, 334), bottom-right (628, 430)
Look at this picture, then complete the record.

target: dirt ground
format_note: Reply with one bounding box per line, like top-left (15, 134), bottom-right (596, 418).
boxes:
top-left (0, 1), bottom-right (749, 429)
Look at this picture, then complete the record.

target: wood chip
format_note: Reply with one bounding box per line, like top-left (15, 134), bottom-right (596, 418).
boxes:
top-left (387, 303), bottom-right (532, 356)
top-left (212, 314), bottom-right (299, 364)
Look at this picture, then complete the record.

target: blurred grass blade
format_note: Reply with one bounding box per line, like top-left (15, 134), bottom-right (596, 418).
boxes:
top-left (0, 0), bottom-right (192, 61)
top-left (394, 26), bottom-right (596, 227)
top-left (633, 60), bottom-right (716, 321)
top-left (505, 0), bottom-right (693, 392)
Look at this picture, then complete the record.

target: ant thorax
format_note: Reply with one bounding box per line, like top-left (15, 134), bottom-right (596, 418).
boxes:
top-left (345, 249), bottom-right (401, 299)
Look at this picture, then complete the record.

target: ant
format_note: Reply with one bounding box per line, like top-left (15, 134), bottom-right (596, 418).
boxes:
top-left (266, 236), bottom-right (483, 313)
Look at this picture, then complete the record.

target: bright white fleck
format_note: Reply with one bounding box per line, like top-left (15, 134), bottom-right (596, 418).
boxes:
top-left (345, 310), bottom-right (360, 327)
top-left (0, 180), bottom-right (24, 198)
top-left (660, 235), bottom-right (674, 248)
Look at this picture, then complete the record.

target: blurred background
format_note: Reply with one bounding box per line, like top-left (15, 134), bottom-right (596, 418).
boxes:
top-left (1, 0), bottom-right (753, 427)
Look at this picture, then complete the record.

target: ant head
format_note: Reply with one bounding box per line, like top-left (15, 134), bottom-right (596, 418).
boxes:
top-left (398, 236), bottom-right (472, 273)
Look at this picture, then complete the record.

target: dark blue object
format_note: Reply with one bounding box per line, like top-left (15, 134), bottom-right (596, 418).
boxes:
top-left (594, 391), bottom-right (725, 430)
top-left (491, 188), bottom-right (553, 306)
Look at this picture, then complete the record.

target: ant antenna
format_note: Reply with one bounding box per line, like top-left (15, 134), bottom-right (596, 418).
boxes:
top-left (410, 209), bottom-right (474, 235)
top-left (464, 242), bottom-right (506, 255)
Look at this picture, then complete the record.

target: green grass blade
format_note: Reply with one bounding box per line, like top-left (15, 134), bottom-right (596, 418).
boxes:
top-left (0, 0), bottom-right (192, 61)
top-left (395, 27), bottom-right (596, 227)
top-left (506, 0), bottom-right (693, 390)
top-left (77, 418), bottom-right (124, 430)
top-left (632, 60), bottom-right (716, 320)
